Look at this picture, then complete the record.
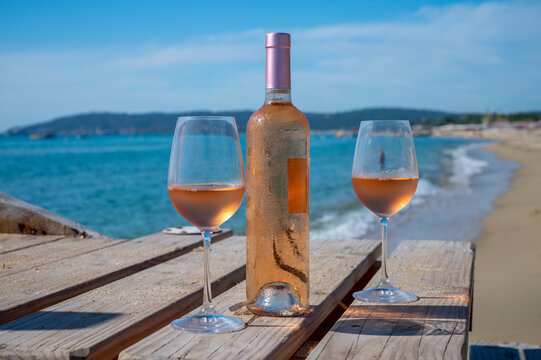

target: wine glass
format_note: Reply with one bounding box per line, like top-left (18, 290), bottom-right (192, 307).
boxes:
top-left (351, 120), bottom-right (419, 303)
top-left (168, 116), bottom-right (246, 333)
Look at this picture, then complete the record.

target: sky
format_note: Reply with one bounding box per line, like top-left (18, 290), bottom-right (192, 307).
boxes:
top-left (1, 0), bottom-right (540, 131)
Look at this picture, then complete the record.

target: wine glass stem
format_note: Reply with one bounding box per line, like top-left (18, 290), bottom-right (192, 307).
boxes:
top-left (201, 231), bottom-right (214, 311)
top-left (379, 217), bottom-right (390, 286)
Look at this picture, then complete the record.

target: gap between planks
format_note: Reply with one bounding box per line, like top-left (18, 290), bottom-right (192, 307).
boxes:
top-left (119, 238), bottom-right (381, 360)
top-left (0, 235), bottom-right (246, 360)
top-left (0, 236), bottom-right (124, 278)
top-left (0, 229), bottom-right (232, 325)
top-left (0, 234), bottom-right (67, 255)
top-left (306, 240), bottom-right (475, 360)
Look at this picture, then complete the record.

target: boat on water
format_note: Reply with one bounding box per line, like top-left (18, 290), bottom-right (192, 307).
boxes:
top-left (334, 130), bottom-right (356, 138)
top-left (29, 133), bottom-right (55, 140)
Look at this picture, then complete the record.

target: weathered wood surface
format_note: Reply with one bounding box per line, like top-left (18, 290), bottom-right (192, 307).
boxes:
top-left (307, 240), bottom-right (474, 360)
top-left (0, 234), bottom-right (65, 255)
top-left (119, 238), bottom-right (381, 360)
top-left (0, 235), bottom-right (120, 277)
top-left (0, 229), bottom-right (232, 325)
top-left (0, 192), bottom-right (104, 238)
top-left (0, 236), bottom-right (245, 360)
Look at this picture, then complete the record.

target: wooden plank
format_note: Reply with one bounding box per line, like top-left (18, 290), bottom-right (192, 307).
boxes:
top-left (0, 229), bottom-right (232, 325)
top-left (0, 235), bottom-right (246, 360)
top-left (0, 191), bottom-right (104, 238)
top-left (0, 234), bottom-right (65, 255)
top-left (307, 240), bottom-right (474, 360)
top-left (119, 238), bottom-right (381, 360)
top-left (0, 235), bottom-right (121, 277)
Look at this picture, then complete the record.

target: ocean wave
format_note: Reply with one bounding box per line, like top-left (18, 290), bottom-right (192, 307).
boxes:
top-left (310, 207), bottom-right (377, 241)
top-left (411, 178), bottom-right (440, 205)
top-left (446, 144), bottom-right (489, 186)
top-left (310, 177), bottom-right (443, 240)
top-left (309, 142), bottom-right (492, 241)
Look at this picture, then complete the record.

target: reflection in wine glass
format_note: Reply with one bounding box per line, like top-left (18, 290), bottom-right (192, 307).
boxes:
top-left (168, 116), bottom-right (246, 333)
top-left (351, 120), bottom-right (419, 303)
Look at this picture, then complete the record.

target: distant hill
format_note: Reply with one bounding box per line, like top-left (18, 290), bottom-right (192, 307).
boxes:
top-left (5, 108), bottom-right (453, 136)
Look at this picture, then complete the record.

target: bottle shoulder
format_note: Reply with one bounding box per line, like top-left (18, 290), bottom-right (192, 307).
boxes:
top-left (248, 102), bottom-right (309, 132)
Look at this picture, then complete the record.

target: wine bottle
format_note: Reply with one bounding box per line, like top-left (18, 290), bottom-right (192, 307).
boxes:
top-left (246, 33), bottom-right (310, 316)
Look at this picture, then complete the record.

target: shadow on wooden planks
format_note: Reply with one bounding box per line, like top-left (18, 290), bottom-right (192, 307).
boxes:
top-left (0, 311), bottom-right (122, 330)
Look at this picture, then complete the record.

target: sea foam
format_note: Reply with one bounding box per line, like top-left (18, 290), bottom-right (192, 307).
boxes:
top-left (446, 144), bottom-right (489, 186)
top-left (310, 142), bottom-right (491, 241)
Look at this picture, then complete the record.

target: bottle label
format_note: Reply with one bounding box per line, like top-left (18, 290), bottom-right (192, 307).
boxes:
top-left (287, 158), bottom-right (309, 214)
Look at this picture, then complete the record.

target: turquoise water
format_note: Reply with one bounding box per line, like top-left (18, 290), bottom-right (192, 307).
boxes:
top-left (0, 134), bottom-right (506, 240)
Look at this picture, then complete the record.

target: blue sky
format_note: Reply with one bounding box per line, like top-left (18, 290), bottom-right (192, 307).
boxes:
top-left (1, 0), bottom-right (540, 131)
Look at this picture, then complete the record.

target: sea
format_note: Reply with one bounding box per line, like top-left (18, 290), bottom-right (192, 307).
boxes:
top-left (0, 134), bottom-right (516, 251)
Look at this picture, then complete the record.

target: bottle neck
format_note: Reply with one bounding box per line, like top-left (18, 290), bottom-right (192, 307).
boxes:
top-left (266, 44), bottom-right (290, 90)
top-left (265, 88), bottom-right (291, 103)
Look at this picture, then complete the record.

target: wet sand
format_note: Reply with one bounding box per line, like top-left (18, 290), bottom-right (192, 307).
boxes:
top-left (469, 129), bottom-right (541, 344)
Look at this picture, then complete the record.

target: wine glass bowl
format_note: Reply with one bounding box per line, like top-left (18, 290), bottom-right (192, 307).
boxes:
top-left (167, 116), bottom-right (246, 333)
top-left (168, 183), bottom-right (245, 230)
top-left (351, 120), bottom-right (419, 303)
top-left (351, 177), bottom-right (418, 219)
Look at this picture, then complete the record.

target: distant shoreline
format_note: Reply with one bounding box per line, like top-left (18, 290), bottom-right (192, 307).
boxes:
top-left (9, 107), bottom-right (527, 136)
top-left (2, 129), bottom-right (358, 137)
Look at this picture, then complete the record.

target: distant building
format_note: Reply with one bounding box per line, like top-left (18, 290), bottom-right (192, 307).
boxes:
top-left (482, 111), bottom-right (491, 129)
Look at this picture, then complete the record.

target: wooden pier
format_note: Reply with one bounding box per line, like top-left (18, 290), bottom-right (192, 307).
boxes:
top-left (0, 193), bottom-right (475, 359)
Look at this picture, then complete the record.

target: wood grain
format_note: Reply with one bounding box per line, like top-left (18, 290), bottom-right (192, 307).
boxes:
top-left (307, 240), bottom-right (474, 360)
top-left (0, 229), bottom-right (232, 325)
top-left (0, 234), bottom-right (65, 255)
top-left (0, 235), bottom-right (245, 360)
top-left (0, 192), bottom-right (103, 238)
top-left (0, 235), bottom-right (121, 277)
top-left (119, 238), bottom-right (381, 360)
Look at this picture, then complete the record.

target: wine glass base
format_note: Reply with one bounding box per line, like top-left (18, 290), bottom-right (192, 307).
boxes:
top-left (353, 286), bottom-right (418, 304)
top-left (171, 313), bottom-right (246, 334)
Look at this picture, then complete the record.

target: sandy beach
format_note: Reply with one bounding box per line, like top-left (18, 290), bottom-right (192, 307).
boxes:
top-left (466, 128), bottom-right (541, 344)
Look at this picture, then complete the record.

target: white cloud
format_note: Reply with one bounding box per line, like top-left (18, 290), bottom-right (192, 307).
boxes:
top-left (1, 1), bottom-right (540, 131)
top-left (112, 30), bottom-right (265, 68)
